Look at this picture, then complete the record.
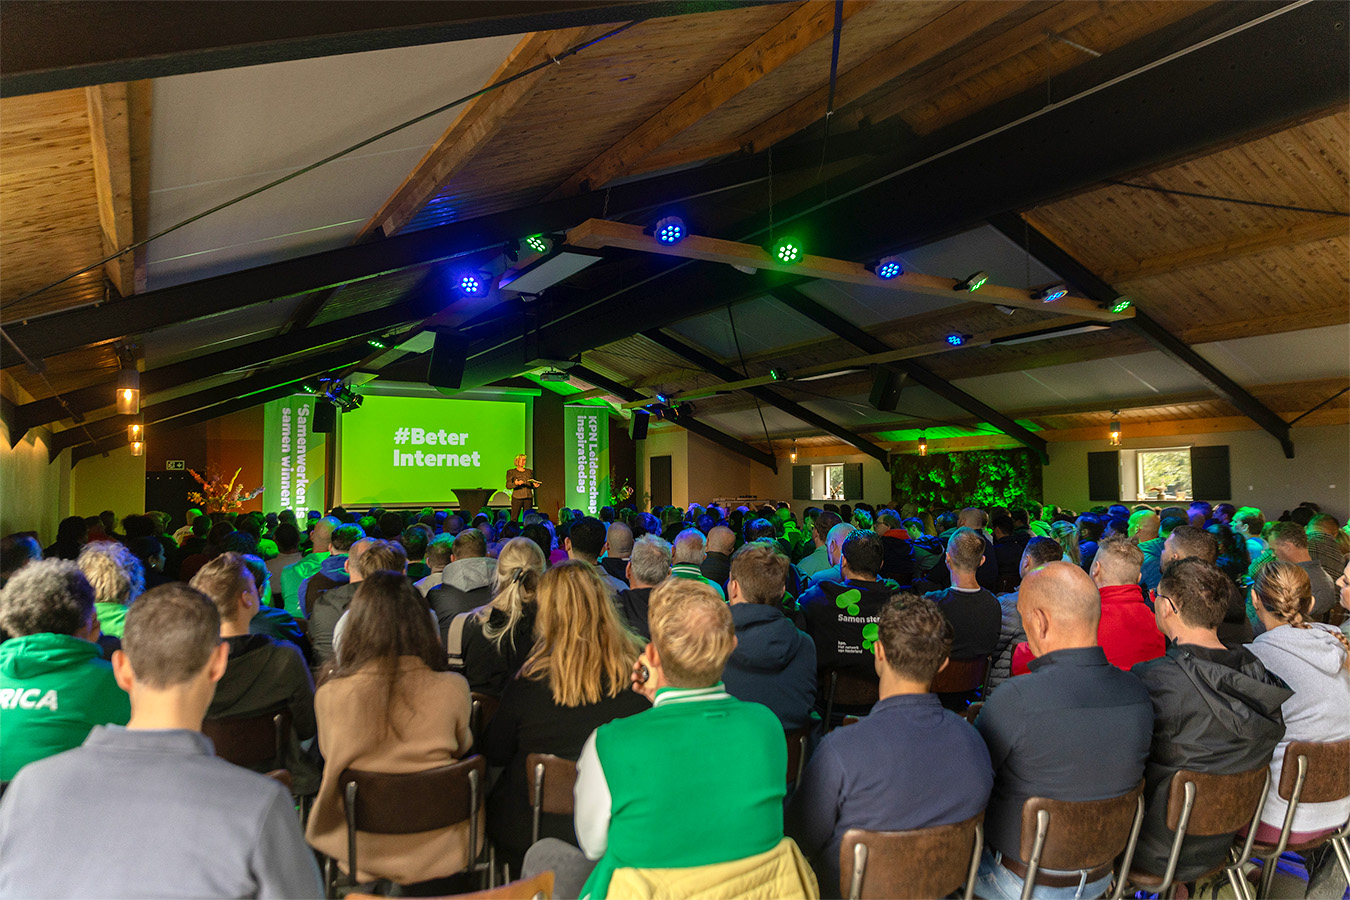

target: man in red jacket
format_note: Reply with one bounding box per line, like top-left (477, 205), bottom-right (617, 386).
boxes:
top-left (1090, 535), bottom-right (1165, 670)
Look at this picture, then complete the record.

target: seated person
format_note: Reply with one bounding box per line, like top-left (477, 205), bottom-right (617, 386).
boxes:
top-left (241, 555), bottom-right (307, 648)
top-left (925, 529), bottom-right (1001, 707)
top-left (76, 540), bottom-right (144, 640)
top-left (615, 535), bottom-right (672, 640)
top-left (400, 524), bottom-right (433, 581)
top-left (522, 578), bottom-right (806, 900)
top-left (670, 529), bottom-right (726, 600)
top-left (974, 562), bottom-right (1153, 900)
top-left (796, 512), bottom-right (842, 579)
top-left (1130, 559), bottom-right (1289, 883)
top-left (990, 515), bottom-right (1028, 590)
top-left (280, 515), bottom-right (337, 617)
top-left (787, 594), bottom-right (992, 895)
top-left (306, 572), bottom-right (472, 887)
top-left (600, 521), bottom-right (634, 586)
top-left (415, 534), bottom-right (455, 596)
top-left (1092, 535), bottom-right (1166, 670)
top-left (427, 528), bottom-right (497, 630)
top-left (299, 522), bottom-right (365, 616)
top-left (700, 525), bottom-right (736, 592)
top-left (806, 523), bottom-right (856, 587)
top-left (190, 553), bottom-right (319, 795)
top-left (482, 561), bottom-right (649, 872)
top-left (1265, 522), bottom-right (1338, 618)
top-left (458, 537), bottom-right (544, 695)
top-left (0, 584), bottom-right (321, 897)
top-left (723, 543), bottom-right (816, 731)
top-left (566, 517), bottom-right (627, 596)
top-left (797, 529), bottom-right (893, 677)
top-left (308, 537), bottom-right (374, 664)
top-left (0, 559), bottom-right (130, 781)
top-left (987, 537), bottom-right (1061, 691)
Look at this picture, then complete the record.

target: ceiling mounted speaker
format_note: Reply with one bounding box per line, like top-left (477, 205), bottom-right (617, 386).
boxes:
top-left (427, 331), bottom-right (469, 390)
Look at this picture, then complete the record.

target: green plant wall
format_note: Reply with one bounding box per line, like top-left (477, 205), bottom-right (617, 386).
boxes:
top-left (891, 448), bottom-right (1043, 511)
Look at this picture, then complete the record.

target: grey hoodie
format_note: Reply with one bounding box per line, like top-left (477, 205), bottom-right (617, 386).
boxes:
top-left (1247, 623), bottom-right (1350, 831)
top-left (428, 557), bottom-right (497, 645)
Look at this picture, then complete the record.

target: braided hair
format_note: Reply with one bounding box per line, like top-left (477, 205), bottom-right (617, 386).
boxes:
top-left (1253, 560), bottom-right (1350, 671)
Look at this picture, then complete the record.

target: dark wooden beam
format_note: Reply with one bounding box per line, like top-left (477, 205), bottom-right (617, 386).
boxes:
top-left (988, 213), bottom-right (1295, 459)
top-left (769, 285), bottom-right (1050, 464)
top-left (1, 1), bottom-right (777, 97)
top-left (640, 330), bottom-right (890, 466)
top-left (570, 364), bottom-right (777, 472)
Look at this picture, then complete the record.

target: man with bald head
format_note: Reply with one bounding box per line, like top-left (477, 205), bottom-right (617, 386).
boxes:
top-left (600, 522), bottom-right (634, 586)
top-left (670, 528), bottom-right (725, 600)
top-left (699, 525), bottom-right (736, 592)
top-left (279, 515), bottom-right (338, 617)
top-left (953, 508), bottom-right (1000, 592)
top-left (973, 562), bottom-right (1153, 900)
top-left (806, 522), bottom-right (856, 587)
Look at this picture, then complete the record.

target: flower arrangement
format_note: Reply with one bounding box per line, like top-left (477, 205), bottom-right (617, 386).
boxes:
top-left (187, 467), bottom-right (264, 513)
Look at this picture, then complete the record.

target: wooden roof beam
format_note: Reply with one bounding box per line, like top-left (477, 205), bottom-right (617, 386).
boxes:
top-left (84, 82), bottom-right (136, 298)
top-left (543, 0), bottom-right (866, 200)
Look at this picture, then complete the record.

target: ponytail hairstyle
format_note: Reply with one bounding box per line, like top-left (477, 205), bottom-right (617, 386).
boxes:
top-left (479, 537), bottom-right (545, 651)
top-left (1051, 520), bottom-right (1082, 566)
top-left (1252, 560), bottom-right (1350, 671)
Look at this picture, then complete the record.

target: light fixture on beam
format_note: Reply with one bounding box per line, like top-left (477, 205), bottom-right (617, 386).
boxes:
top-left (523, 234), bottom-right (551, 255)
top-left (790, 439), bottom-right (798, 464)
top-left (918, 430), bottom-right (927, 456)
top-left (129, 439), bottom-right (144, 457)
top-left (115, 368), bottom-right (140, 415)
top-left (868, 256), bottom-right (904, 280)
top-left (769, 238), bottom-right (802, 264)
top-left (646, 215), bottom-right (686, 245)
top-left (458, 272), bottom-right (488, 297)
top-left (127, 420), bottom-right (143, 443)
top-left (954, 271), bottom-right (989, 293)
top-left (1108, 410), bottom-right (1122, 447)
top-left (945, 332), bottom-right (973, 347)
top-left (1108, 298), bottom-right (1133, 314)
top-left (1031, 283), bottom-right (1068, 303)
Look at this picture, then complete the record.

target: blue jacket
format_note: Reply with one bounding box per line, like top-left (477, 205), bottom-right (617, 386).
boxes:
top-left (723, 604), bottom-right (817, 731)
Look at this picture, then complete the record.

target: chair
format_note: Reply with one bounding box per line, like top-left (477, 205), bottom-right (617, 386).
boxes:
top-left (470, 692), bottom-right (500, 745)
top-left (822, 666), bottom-right (879, 732)
top-left (346, 871), bottom-right (553, 900)
top-left (331, 755), bottom-right (491, 894)
top-left (202, 705), bottom-right (291, 771)
top-left (930, 656), bottom-right (990, 697)
top-left (1013, 780), bottom-right (1145, 900)
top-left (785, 726), bottom-right (810, 788)
top-left (1250, 740), bottom-right (1350, 899)
top-left (1120, 766), bottom-right (1270, 900)
top-left (839, 811), bottom-right (984, 900)
top-left (526, 753), bottom-right (577, 844)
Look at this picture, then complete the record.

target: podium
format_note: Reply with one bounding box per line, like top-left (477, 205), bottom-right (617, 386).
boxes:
top-left (451, 488), bottom-right (496, 517)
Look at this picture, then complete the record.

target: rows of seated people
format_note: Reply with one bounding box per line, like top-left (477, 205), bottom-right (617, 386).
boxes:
top-left (0, 496), bottom-right (1348, 899)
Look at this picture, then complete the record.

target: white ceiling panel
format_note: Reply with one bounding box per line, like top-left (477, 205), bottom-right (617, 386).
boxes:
top-left (793, 278), bottom-right (962, 328)
top-left (141, 296), bottom-right (310, 367)
top-left (1193, 324), bottom-right (1350, 384)
top-left (146, 34), bottom-right (523, 289)
top-left (666, 295), bottom-right (832, 359)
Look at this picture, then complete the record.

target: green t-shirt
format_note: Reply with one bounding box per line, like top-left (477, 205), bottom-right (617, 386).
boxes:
top-left (279, 551), bottom-right (329, 618)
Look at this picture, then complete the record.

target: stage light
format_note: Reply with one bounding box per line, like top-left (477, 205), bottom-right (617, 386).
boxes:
top-left (769, 368), bottom-right (784, 381)
top-left (129, 439), bottom-right (144, 457)
top-left (954, 271), bottom-right (989, 292)
top-left (523, 234), bottom-right (550, 255)
top-left (115, 368), bottom-right (140, 415)
top-left (302, 384), bottom-right (318, 394)
top-left (367, 338), bottom-right (387, 350)
top-left (458, 273), bottom-right (487, 297)
top-left (1109, 411), bottom-right (1122, 447)
top-left (918, 431), bottom-right (927, 456)
top-left (945, 332), bottom-right (972, 347)
top-left (1110, 298), bottom-right (1133, 314)
top-left (127, 421), bottom-right (142, 443)
top-left (769, 238), bottom-right (802, 265)
top-left (1032, 283), bottom-right (1068, 303)
top-left (869, 257), bottom-right (903, 280)
top-left (647, 216), bottom-right (686, 245)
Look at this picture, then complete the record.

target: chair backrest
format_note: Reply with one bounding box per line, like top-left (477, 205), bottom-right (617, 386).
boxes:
top-left (840, 812), bottom-right (984, 900)
top-left (931, 656), bottom-right (990, 694)
top-left (1166, 766), bottom-right (1270, 835)
top-left (831, 667), bottom-right (880, 705)
top-left (526, 753), bottom-right (577, 816)
top-left (1020, 780), bottom-right (1144, 872)
top-left (202, 705), bottom-right (290, 770)
top-left (470, 692), bottom-right (500, 742)
top-left (346, 871), bottom-right (555, 900)
top-left (785, 727), bottom-right (810, 786)
top-left (1279, 741), bottom-right (1350, 803)
top-left (339, 755), bottom-right (486, 835)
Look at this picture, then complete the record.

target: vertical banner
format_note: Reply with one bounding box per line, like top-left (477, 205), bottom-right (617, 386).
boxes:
top-left (564, 404), bottom-right (609, 515)
top-left (263, 396), bottom-right (327, 520)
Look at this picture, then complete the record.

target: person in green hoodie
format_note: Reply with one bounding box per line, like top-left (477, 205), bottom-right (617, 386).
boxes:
top-left (76, 540), bottom-right (144, 640)
top-left (0, 559), bottom-right (130, 780)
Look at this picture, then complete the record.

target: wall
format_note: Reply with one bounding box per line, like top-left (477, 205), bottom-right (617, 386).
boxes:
top-left (686, 431), bottom-right (755, 505)
top-left (1041, 423), bottom-right (1350, 522)
top-left (533, 392), bottom-right (565, 516)
top-left (752, 450), bottom-right (894, 518)
top-left (70, 444), bottom-right (146, 525)
top-left (637, 425), bottom-right (688, 509)
top-left (150, 407), bottom-right (266, 513)
top-left (0, 419), bottom-right (68, 544)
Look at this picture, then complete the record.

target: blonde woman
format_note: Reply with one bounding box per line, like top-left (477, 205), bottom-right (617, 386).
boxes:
top-left (1246, 561), bottom-right (1350, 853)
top-left (481, 561), bottom-right (648, 871)
top-left (76, 541), bottom-right (144, 640)
top-left (460, 537), bottom-right (546, 695)
top-left (1051, 519), bottom-right (1082, 567)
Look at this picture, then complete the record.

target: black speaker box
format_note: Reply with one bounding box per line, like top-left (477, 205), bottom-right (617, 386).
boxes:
top-left (629, 410), bottom-right (650, 440)
top-left (869, 368), bottom-right (902, 412)
top-left (311, 401), bottom-right (337, 433)
top-left (427, 331), bottom-right (469, 389)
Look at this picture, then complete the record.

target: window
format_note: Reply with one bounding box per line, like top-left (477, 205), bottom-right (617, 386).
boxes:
top-left (825, 464), bottom-right (844, 501)
top-left (1137, 449), bottom-right (1193, 501)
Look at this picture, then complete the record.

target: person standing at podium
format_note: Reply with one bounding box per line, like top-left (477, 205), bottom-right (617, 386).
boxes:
top-left (506, 454), bottom-right (537, 522)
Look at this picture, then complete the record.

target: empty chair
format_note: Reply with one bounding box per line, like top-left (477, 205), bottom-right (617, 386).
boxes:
top-left (526, 754), bottom-right (577, 845)
top-left (1250, 740), bottom-right (1350, 898)
top-left (840, 811), bottom-right (984, 900)
top-left (1014, 781), bottom-right (1145, 900)
top-left (1121, 766), bottom-right (1270, 900)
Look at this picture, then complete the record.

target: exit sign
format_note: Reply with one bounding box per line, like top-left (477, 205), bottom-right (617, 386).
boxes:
top-left (166, 460), bottom-right (185, 470)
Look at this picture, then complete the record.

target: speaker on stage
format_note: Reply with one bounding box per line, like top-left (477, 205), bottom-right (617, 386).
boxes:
top-left (629, 409), bottom-right (650, 440)
top-left (312, 401), bottom-right (337, 434)
top-left (427, 331), bottom-right (469, 389)
top-left (869, 367), bottom-right (903, 412)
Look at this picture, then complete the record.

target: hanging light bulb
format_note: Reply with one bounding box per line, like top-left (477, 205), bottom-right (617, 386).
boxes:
top-left (115, 368), bottom-right (140, 415)
top-left (790, 439), bottom-right (798, 464)
top-left (918, 430), bottom-right (928, 456)
top-left (1108, 410), bottom-right (1122, 446)
top-left (126, 420), bottom-right (143, 443)
top-left (129, 439), bottom-right (144, 457)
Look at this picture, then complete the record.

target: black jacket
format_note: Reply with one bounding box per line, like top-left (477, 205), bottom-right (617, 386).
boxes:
top-left (795, 578), bottom-right (893, 669)
top-left (700, 552), bottom-right (732, 591)
top-left (723, 603), bottom-right (816, 730)
top-left (1131, 644), bottom-right (1290, 881)
top-left (460, 606), bottom-right (537, 696)
top-left (616, 587), bottom-right (654, 639)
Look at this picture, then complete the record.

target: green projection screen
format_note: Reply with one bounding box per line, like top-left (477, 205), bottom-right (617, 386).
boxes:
top-left (338, 394), bottom-right (528, 505)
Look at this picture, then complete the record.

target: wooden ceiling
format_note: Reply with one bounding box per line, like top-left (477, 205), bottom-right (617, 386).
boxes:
top-left (0, 0), bottom-right (1345, 463)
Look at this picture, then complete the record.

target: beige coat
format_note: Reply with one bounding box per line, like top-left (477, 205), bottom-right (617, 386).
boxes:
top-left (305, 657), bottom-right (474, 884)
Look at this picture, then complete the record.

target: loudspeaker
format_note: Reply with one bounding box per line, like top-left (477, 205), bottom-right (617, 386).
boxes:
top-left (869, 367), bottom-right (903, 412)
top-left (311, 402), bottom-right (337, 434)
top-left (427, 331), bottom-right (469, 389)
top-left (629, 409), bottom-right (650, 440)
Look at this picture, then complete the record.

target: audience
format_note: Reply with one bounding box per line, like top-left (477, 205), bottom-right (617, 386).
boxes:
top-left (522, 578), bottom-right (805, 900)
top-left (700, 524), bottom-right (736, 590)
top-left (483, 561), bottom-right (648, 873)
top-left (787, 594), bottom-right (992, 895)
top-left (797, 529), bottom-right (891, 672)
top-left (280, 515), bottom-right (337, 615)
top-left (427, 528), bottom-right (496, 640)
top-left (565, 517), bottom-right (626, 595)
top-left (723, 542), bottom-right (816, 731)
top-left (328, 540), bottom-right (411, 660)
top-left (806, 521), bottom-right (855, 586)
top-left (457, 537), bottom-right (545, 695)
top-left (599, 521), bottom-right (633, 586)
top-left (1265, 521), bottom-right (1338, 618)
top-left (299, 520), bottom-right (364, 616)
top-left (1130, 558), bottom-right (1289, 883)
top-left (307, 536), bottom-right (374, 664)
top-left (974, 562), bottom-right (1153, 900)
top-left (415, 534), bottom-right (455, 595)
top-left (614, 534), bottom-right (672, 639)
top-left (796, 512), bottom-right (841, 578)
top-left (670, 527), bottom-right (726, 599)
top-left (0, 533), bottom-right (42, 588)
top-left (987, 536), bottom-right (1061, 691)
top-left (306, 571), bottom-right (472, 887)
top-left (76, 540), bottom-right (144, 640)
top-left (926, 528), bottom-right (1001, 662)
top-left (0, 583), bottom-right (321, 897)
top-left (1088, 535), bottom-right (1165, 670)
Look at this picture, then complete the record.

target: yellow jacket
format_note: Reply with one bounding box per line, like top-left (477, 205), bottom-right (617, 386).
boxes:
top-left (603, 837), bottom-right (819, 899)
